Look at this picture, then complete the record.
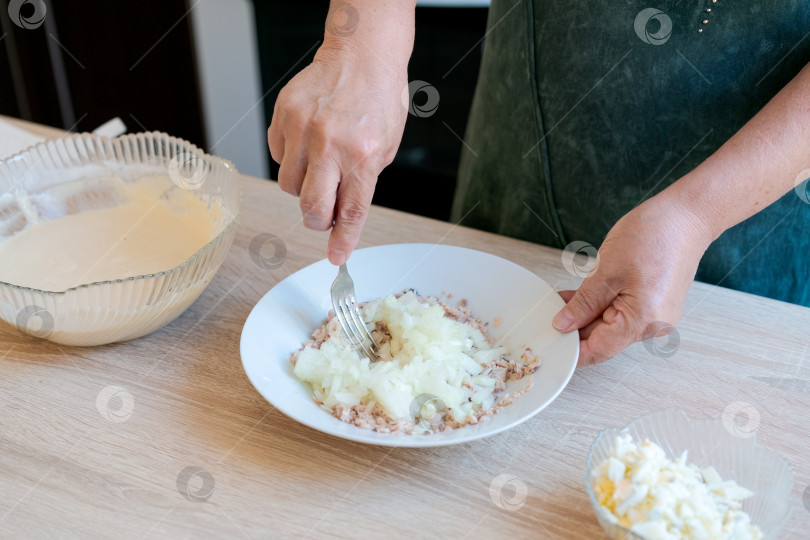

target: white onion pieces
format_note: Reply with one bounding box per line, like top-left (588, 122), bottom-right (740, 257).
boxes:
top-left (292, 292), bottom-right (514, 426)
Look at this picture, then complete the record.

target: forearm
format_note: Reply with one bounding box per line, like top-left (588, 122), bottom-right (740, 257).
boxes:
top-left (664, 62), bottom-right (810, 243)
top-left (316, 0), bottom-right (417, 74)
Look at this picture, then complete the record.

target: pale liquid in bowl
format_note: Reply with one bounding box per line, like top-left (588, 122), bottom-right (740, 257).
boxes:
top-left (0, 175), bottom-right (217, 291)
top-left (0, 174), bottom-right (224, 345)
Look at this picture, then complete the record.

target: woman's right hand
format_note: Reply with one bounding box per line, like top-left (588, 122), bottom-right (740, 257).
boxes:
top-left (268, 1), bottom-right (415, 265)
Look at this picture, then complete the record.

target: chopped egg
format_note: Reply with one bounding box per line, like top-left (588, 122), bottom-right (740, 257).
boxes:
top-left (591, 434), bottom-right (762, 540)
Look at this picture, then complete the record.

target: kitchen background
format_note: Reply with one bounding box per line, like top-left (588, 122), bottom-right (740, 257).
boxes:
top-left (0, 0), bottom-right (490, 220)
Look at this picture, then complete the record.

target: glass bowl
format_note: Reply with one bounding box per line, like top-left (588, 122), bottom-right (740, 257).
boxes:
top-left (585, 409), bottom-right (794, 539)
top-left (0, 132), bottom-right (241, 346)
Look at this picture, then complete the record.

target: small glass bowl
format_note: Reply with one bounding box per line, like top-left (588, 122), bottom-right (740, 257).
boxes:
top-left (585, 409), bottom-right (793, 539)
top-left (0, 132), bottom-right (241, 346)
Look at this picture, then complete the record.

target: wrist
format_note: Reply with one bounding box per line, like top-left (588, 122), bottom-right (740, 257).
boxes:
top-left (319, 1), bottom-right (415, 71)
top-left (654, 177), bottom-right (721, 251)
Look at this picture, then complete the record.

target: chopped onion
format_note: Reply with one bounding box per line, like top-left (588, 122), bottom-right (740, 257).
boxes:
top-left (293, 291), bottom-right (504, 422)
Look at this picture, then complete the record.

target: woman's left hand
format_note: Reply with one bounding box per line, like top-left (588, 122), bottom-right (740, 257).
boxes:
top-left (552, 193), bottom-right (715, 366)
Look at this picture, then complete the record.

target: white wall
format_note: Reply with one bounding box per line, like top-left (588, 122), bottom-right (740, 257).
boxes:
top-left (191, 0), bottom-right (269, 179)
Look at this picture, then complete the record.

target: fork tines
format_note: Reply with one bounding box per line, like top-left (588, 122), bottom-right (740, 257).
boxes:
top-left (331, 263), bottom-right (380, 362)
top-left (335, 297), bottom-right (379, 361)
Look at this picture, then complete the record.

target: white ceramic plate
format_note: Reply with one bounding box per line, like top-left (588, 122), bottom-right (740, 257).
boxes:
top-left (240, 244), bottom-right (579, 447)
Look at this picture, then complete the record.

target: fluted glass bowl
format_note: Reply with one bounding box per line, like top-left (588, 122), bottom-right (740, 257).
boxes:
top-left (0, 132), bottom-right (241, 346)
top-left (585, 409), bottom-right (793, 539)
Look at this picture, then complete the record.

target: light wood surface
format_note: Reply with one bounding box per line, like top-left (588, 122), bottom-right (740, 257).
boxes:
top-left (1, 120), bottom-right (809, 539)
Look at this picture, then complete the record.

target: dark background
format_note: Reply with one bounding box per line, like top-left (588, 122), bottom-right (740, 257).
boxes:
top-left (0, 0), bottom-right (207, 148)
top-left (0, 0), bottom-right (488, 221)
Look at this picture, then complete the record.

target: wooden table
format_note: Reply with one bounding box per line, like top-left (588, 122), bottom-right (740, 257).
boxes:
top-left (1, 120), bottom-right (809, 539)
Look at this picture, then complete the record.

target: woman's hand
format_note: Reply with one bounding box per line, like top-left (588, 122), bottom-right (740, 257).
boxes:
top-left (268, 1), bottom-right (415, 265)
top-left (553, 63), bottom-right (810, 365)
top-left (552, 193), bottom-right (715, 365)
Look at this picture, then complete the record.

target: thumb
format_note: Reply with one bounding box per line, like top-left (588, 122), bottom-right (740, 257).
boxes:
top-left (552, 277), bottom-right (615, 333)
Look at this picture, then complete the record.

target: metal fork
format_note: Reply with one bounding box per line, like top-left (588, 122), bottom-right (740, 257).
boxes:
top-left (331, 264), bottom-right (379, 362)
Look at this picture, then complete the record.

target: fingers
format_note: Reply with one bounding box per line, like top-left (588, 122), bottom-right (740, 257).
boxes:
top-left (558, 290), bottom-right (615, 364)
top-left (299, 156), bottom-right (340, 231)
top-left (578, 317), bottom-right (602, 341)
top-left (277, 133), bottom-right (308, 196)
top-left (577, 307), bottom-right (636, 366)
top-left (578, 339), bottom-right (600, 367)
top-left (271, 110), bottom-right (378, 265)
top-left (268, 121), bottom-right (284, 164)
top-left (552, 276), bottom-right (615, 333)
top-left (328, 172), bottom-right (375, 265)
top-left (575, 317), bottom-right (605, 367)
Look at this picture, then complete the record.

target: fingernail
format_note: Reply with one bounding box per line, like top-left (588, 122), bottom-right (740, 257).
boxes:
top-left (329, 250), bottom-right (346, 265)
top-left (552, 309), bottom-right (574, 332)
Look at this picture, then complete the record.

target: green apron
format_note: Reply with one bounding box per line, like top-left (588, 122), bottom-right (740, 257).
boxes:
top-left (452, 0), bottom-right (810, 306)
